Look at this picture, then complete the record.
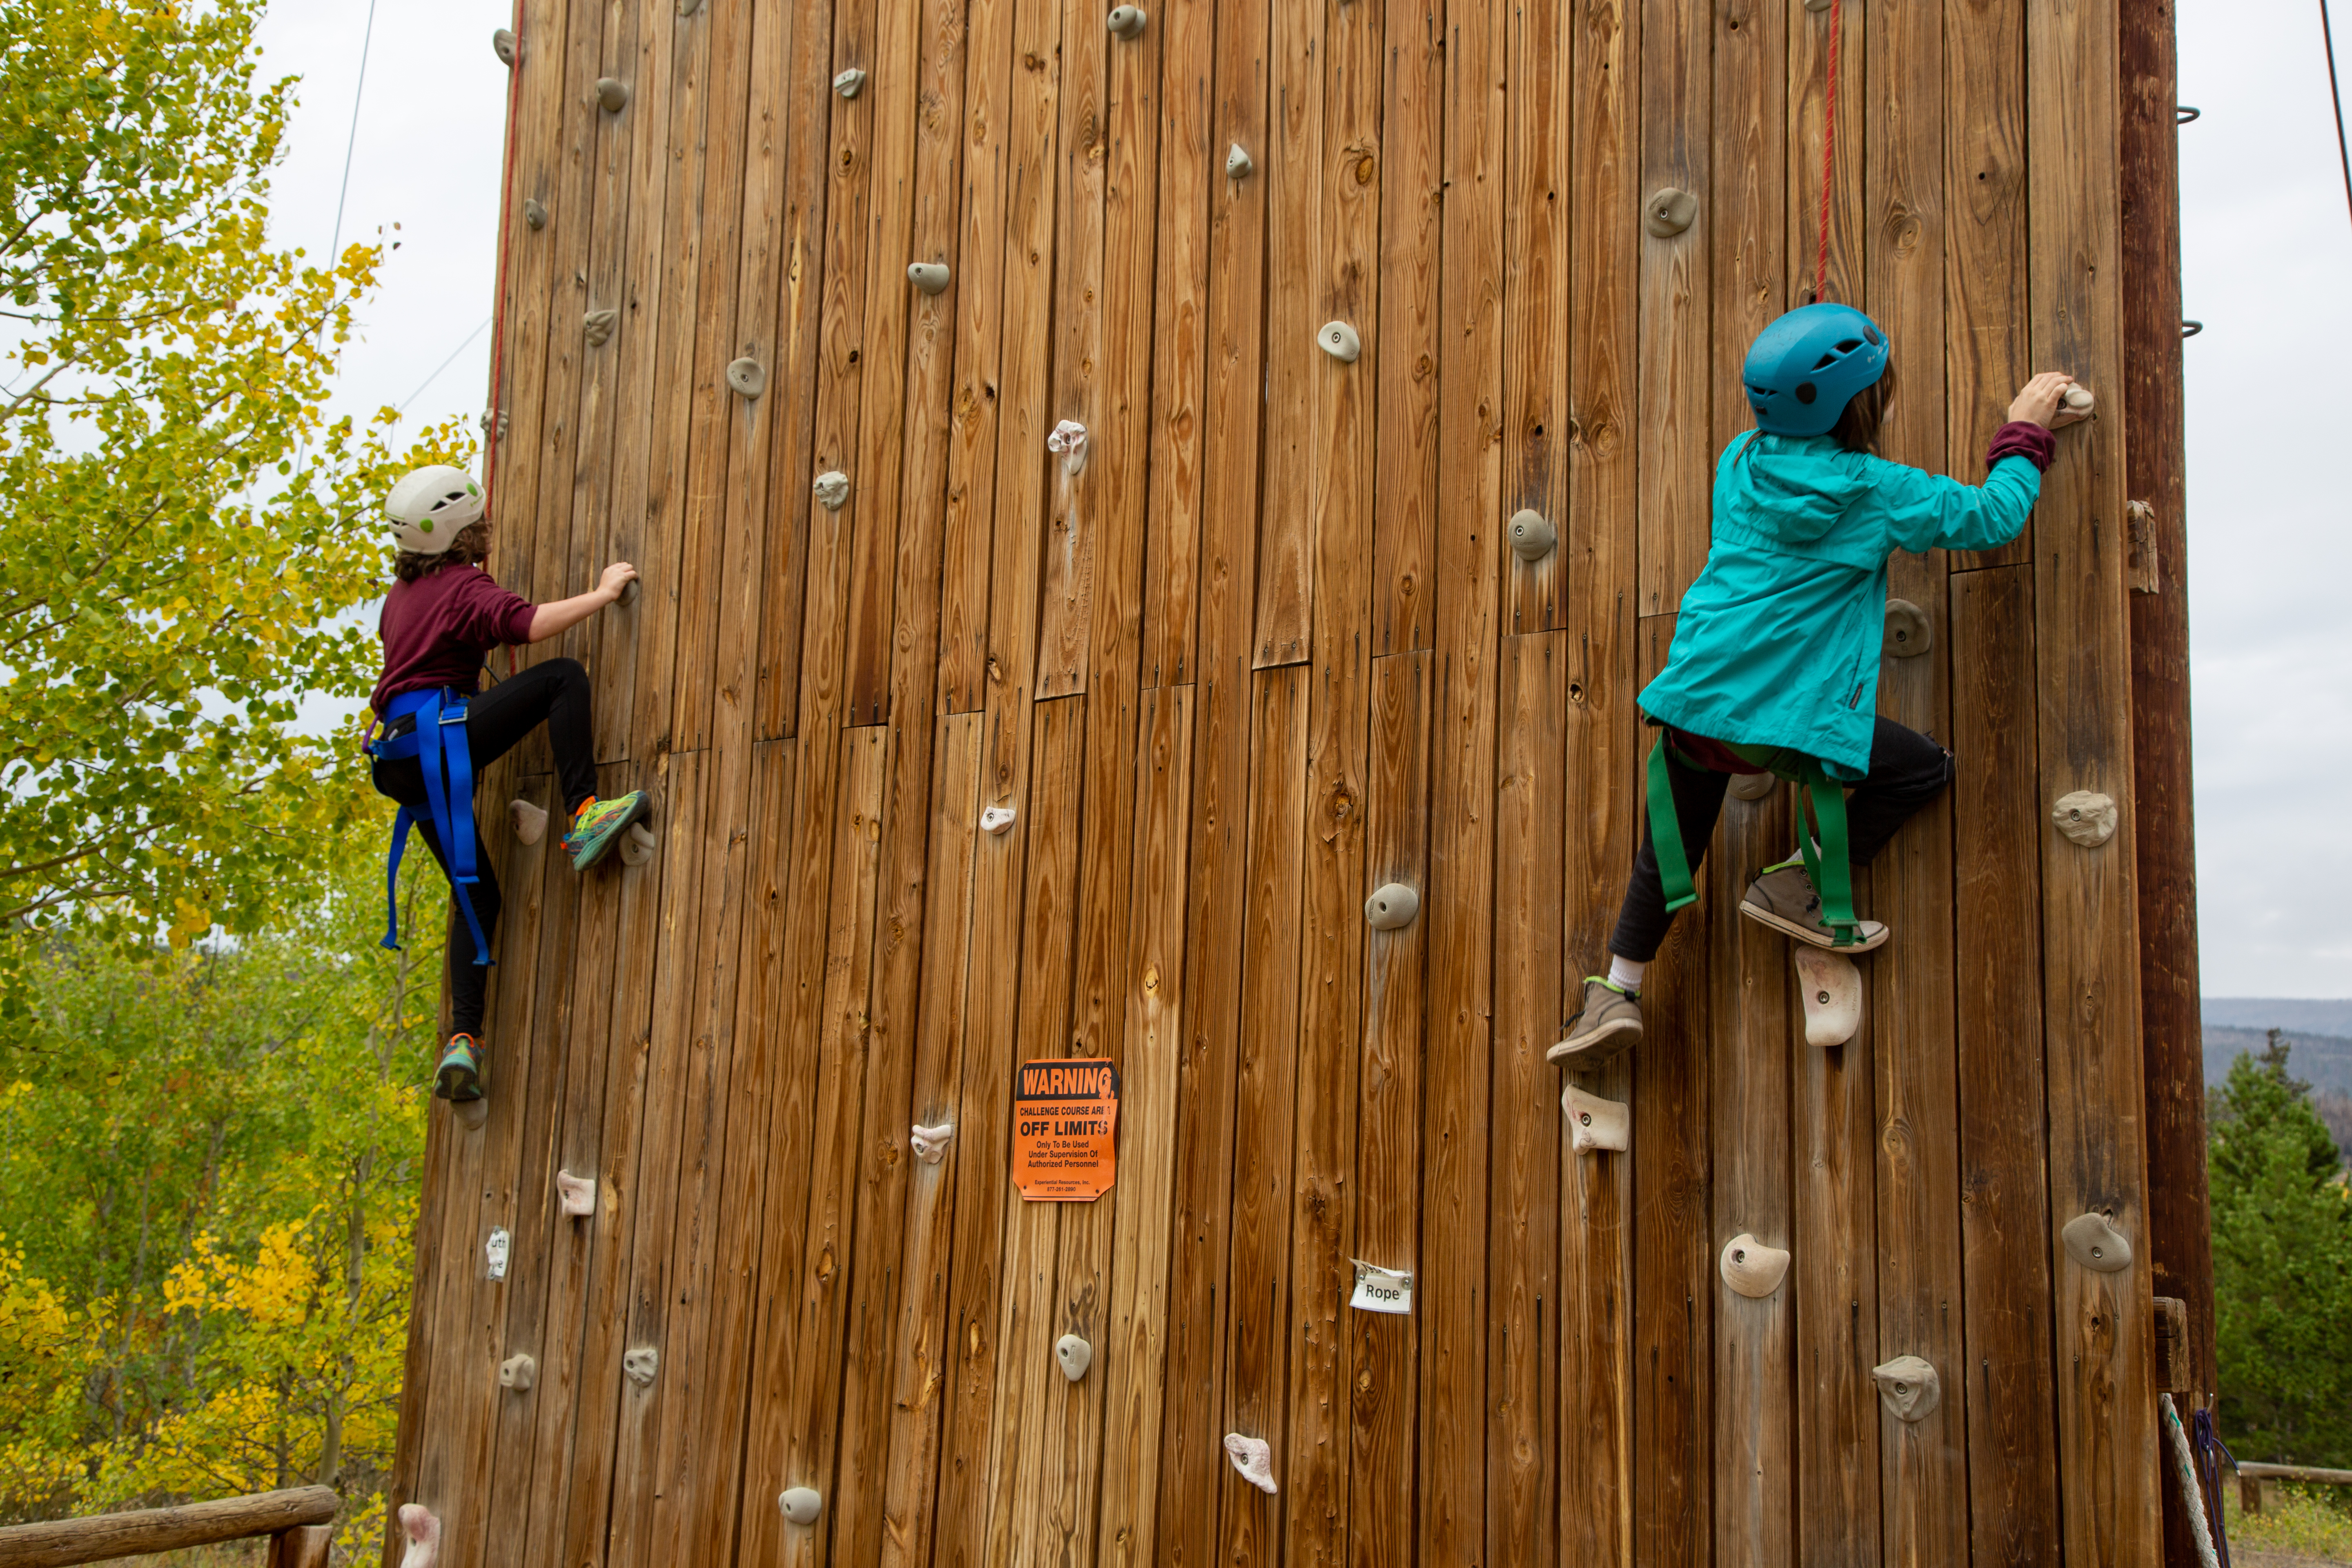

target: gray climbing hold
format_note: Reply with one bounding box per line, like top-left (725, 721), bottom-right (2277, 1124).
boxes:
top-left (2062, 1212), bottom-right (2132, 1273)
top-left (1561, 1083), bottom-right (1630, 1155)
top-left (2051, 790), bottom-right (2118, 849)
top-left (678, 0), bottom-right (704, 14)
top-left (1871, 1356), bottom-right (1940, 1422)
top-left (779, 1487), bottom-right (822, 1526)
top-left (1317, 321), bottom-right (1362, 363)
top-left (1645, 187), bottom-right (1698, 238)
top-left (492, 28), bottom-right (517, 66)
top-left (834, 67), bottom-right (867, 98)
top-left (1793, 947), bottom-right (1861, 1048)
top-left (511, 798), bottom-right (548, 846)
top-left (1719, 1232), bottom-right (1790, 1299)
top-left (499, 1353), bottom-right (537, 1391)
top-left (1107, 5), bottom-right (1147, 38)
top-left (1055, 1332), bottom-right (1092, 1382)
top-left (523, 197), bottom-right (547, 231)
top-left (1226, 142), bottom-right (1254, 178)
top-left (908, 261), bottom-right (951, 294)
top-left (1364, 882), bottom-right (1419, 931)
top-left (618, 822), bottom-right (658, 867)
top-left (1507, 509), bottom-right (1556, 562)
top-left (617, 577), bottom-right (640, 608)
top-left (2062, 384), bottom-right (2095, 417)
top-left (727, 357), bottom-right (767, 399)
top-left (584, 308), bottom-right (618, 347)
top-left (813, 470), bottom-right (851, 511)
top-left (1803, 0), bottom-right (1831, 11)
top-left (596, 78), bottom-right (629, 113)
top-left (1727, 770), bottom-right (1777, 802)
top-left (622, 1345), bottom-right (659, 1387)
top-left (1883, 597), bottom-right (1931, 658)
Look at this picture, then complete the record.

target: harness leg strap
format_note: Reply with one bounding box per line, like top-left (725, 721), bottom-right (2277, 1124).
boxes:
top-left (1796, 762), bottom-right (1862, 947)
top-left (1647, 735), bottom-right (1699, 915)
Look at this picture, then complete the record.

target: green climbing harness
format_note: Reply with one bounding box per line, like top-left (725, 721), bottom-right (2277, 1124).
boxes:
top-left (1644, 728), bottom-right (1865, 948)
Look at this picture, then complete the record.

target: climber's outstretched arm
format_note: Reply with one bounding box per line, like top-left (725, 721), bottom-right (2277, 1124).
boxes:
top-left (526, 561), bottom-right (638, 643)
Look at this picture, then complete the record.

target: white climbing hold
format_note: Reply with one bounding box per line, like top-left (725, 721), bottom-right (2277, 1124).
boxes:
top-left (1056, 1332), bottom-right (1092, 1382)
top-left (727, 357), bottom-right (766, 399)
top-left (813, 470), bottom-right (851, 511)
top-left (1883, 597), bottom-right (1931, 657)
top-left (911, 1122), bottom-right (954, 1163)
top-left (623, 1345), bottom-right (659, 1387)
top-left (523, 197), bottom-right (548, 231)
top-left (492, 28), bottom-right (517, 66)
top-left (2062, 384), bottom-right (2095, 416)
top-left (397, 1503), bottom-right (442, 1568)
top-left (1508, 509), bottom-right (1557, 562)
top-left (779, 1487), bottom-right (823, 1525)
top-left (2062, 1211), bottom-right (2132, 1273)
top-left (500, 1352), bottom-right (537, 1391)
top-left (511, 798), bottom-right (548, 846)
top-left (1226, 142), bottom-right (1255, 178)
top-left (618, 822), bottom-right (657, 867)
top-left (2051, 790), bottom-right (2118, 848)
top-left (1363, 882), bottom-right (1419, 931)
top-left (1107, 4), bottom-right (1148, 38)
top-left (1047, 419), bottom-right (1089, 474)
top-left (1645, 187), bottom-right (1698, 238)
top-left (908, 261), bottom-right (951, 294)
top-left (1871, 1355), bottom-right (1940, 1422)
top-left (584, 308), bottom-right (618, 347)
top-left (833, 67), bottom-right (867, 98)
top-left (1317, 321), bottom-right (1362, 363)
top-left (556, 1169), bottom-right (597, 1217)
top-left (1793, 947), bottom-right (1862, 1048)
top-left (1223, 1432), bottom-right (1278, 1494)
top-left (596, 77), bottom-right (629, 113)
top-left (1561, 1083), bottom-right (1630, 1154)
top-left (1719, 1232), bottom-right (1791, 1299)
top-left (1727, 769), bottom-right (1777, 802)
top-left (979, 804), bottom-right (1018, 835)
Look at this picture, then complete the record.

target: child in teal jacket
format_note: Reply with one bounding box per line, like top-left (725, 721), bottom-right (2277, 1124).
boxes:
top-left (1551, 303), bottom-right (2086, 1066)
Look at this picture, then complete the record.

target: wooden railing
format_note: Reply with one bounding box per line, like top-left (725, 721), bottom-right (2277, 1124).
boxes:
top-left (0, 1486), bottom-right (337, 1568)
top-left (2235, 1461), bottom-right (2352, 1515)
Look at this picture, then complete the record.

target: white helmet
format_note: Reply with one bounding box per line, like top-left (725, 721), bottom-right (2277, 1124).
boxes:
top-left (385, 465), bottom-right (486, 554)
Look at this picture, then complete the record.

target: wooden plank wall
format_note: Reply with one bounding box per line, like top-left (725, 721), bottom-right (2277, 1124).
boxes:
top-left (386, 0), bottom-right (2176, 1559)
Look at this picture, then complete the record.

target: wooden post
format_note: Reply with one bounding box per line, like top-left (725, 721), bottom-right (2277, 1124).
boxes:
top-left (266, 1523), bottom-right (335, 1568)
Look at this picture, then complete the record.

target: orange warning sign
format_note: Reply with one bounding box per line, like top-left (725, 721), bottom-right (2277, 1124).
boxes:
top-left (1011, 1057), bottom-right (1120, 1202)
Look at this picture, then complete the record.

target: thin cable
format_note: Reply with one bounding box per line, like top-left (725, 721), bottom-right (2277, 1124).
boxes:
top-left (398, 316), bottom-right (494, 415)
top-left (325, 0), bottom-right (381, 273)
top-left (2323, 0), bottom-right (2352, 232)
top-left (1816, 0), bottom-right (1844, 301)
top-left (484, 0), bottom-right (528, 510)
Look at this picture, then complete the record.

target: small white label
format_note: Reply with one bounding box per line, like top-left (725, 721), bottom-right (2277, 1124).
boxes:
top-left (1349, 1259), bottom-right (1412, 1316)
top-left (484, 1227), bottom-right (511, 1281)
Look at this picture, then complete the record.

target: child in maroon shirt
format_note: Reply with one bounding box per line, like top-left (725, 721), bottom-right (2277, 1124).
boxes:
top-left (368, 465), bottom-right (648, 1102)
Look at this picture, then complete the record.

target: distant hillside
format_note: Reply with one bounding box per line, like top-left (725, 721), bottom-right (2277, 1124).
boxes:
top-left (2204, 1025), bottom-right (2352, 1097)
top-left (2203, 998), bottom-right (2352, 1037)
top-left (2202, 1004), bottom-right (2352, 1165)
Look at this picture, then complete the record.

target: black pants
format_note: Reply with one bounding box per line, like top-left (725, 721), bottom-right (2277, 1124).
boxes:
top-left (1607, 716), bottom-right (1953, 962)
top-left (370, 657), bottom-right (598, 1038)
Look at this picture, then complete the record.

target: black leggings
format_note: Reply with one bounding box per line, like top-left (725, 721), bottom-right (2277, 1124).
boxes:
top-left (1607, 716), bottom-right (1953, 962)
top-left (370, 657), bottom-right (598, 1038)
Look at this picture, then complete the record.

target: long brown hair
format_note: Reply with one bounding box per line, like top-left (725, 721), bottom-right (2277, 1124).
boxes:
top-left (1830, 360), bottom-right (1897, 455)
top-left (393, 520), bottom-right (492, 583)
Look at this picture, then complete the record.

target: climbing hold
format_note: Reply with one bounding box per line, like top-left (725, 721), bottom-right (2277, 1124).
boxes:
top-left (2050, 790), bottom-right (2118, 848)
top-left (1793, 947), bottom-right (1862, 1048)
top-left (556, 1169), bottom-right (596, 1217)
top-left (1317, 321), bottom-right (1362, 363)
top-left (617, 577), bottom-right (641, 607)
top-left (679, 0), bottom-right (703, 13)
top-left (454, 1097), bottom-right (488, 1131)
top-left (726, 357), bottom-right (767, 399)
top-left (1727, 770), bottom-right (1777, 802)
top-left (1882, 597), bottom-right (1931, 658)
top-left (584, 308), bottom-right (618, 347)
top-left (779, 1487), bottom-right (823, 1526)
top-left (596, 77), bottom-right (629, 113)
top-left (1056, 1332), bottom-right (1093, 1382)
top-left (1644, 187), bottom-right (1698, 238)
top-left (911, 1122), bottom-right (954, 1163)
top-left (1719, 1232), bottom-right (1791, 1299)
top-left (1363, 882), bottom-right (1419, 931)
top-left (523, 197), bottom-right (547, 231)
top-left (483, 1227), bottom-right (511, 1282)
top-left (499, 1353), bottom-right (537, 1391)
top-left (1560, 1083), bottom-right (1630, 1155)
top-left (1507, 510), bottom-right (1556, 562)
top-left (2181, 320), bottom-right (2203, 338)
top-left (2062, 1212), bottom-right (2132, 1273)
top-left (1802, 0), bottom-right (1831, 10)
top-left (397, 1503), bottom-right (441, 1568)
top-left (511, 799), bottom-right (548, 846)
top-left (1226, 142), bottom-right (1254, 178)
top-left (2177, 105), bottom-right (2202, 124)
top-left (908, 261), bottom-right (951, 294)
top-left (812, 470), bottom-right (851, 511)
top-left (979, 804), bottom-right (1017, 835)
top-left (1047, 419), bottom-right (1089, 474)
top-left (1871, 1355), bottom-right (1940, 1421)
top-left (623, 1345), bottom-right (659, 1387)
top-left (1107, 5), bottom-right (1148, 38)
top-left (1223, 1433), bottom-right (1278, 1494)
top-left (2062, 385), bottom-right (2095, 417)
top-left (618, 822), bottom-right (658, 866)
top-left (833, 67), bottom-right (867, 98)
top-left (492, 28), bottom-right (517, 66)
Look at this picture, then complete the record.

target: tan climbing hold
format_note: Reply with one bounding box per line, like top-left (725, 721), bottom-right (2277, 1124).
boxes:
top-left (908, 261), bottom-right (951, 294)
top-left (2062, 1211), bottom-right (2132, 1273)
top-left (1793, 947), bottom-right (1862, 1047)
top-left (1317, 321), bottom-right (1362, 363)
top-left (1560, 1083), bottom-right (1630, 1155)
top-left (911, 1122), bottom-right (954, 1163)
top-left (813, 470), bottom-right (851, 511)
top-left (833, 67), bottom-right (867, 98)
top-left (1719, 1232), bottom-right (1791, 1299)
top-left (2051, 790), bottom-right (2118, 848)
top-left (1056, 1332), bottom-right (1092, 1382)
top-left (596, 77), bottom-right (629, 113)
top-left (623, 1345), bottom-right (659, 1387)
top-left (523, 197), bottom-right (547, 231)
top-left (727, 357), bottom-right (766, 399)
top-left (1107, 4), bottom-right (1148, 38)
top-left (1645, 187), bottom-right (1698, 238)
top-left (1224, 1432), bottom-right (1278, 1494)
top-left (584, 308), bottom-right (618, 347)
top-left (556, 1169), bottom-right (596, 1217)
top-left (1226, 142), bottom-right (1254, 178)
top-left (618, 822), bottom-right (657, 867)
top-left (1883, 597), bottom-right (1931, 658)
top-left (1508, 510), bottom-right (1557, 562)
top-left (2062, 384), bottom-right (2095, 416)
top-left (1727, 770), bottom-right (1777, 801)
top-left (511, 798), bottom-right (548, 846)
top-left (779, 1487), bottom-right (822, 1525)
top-left (1871, 1355), bottom-right (1940, 1422)
top-left (492, 28), bottom-right (516, 66)
top-left (500, 1352), bottom-right (536, 1391)
top-left (1364, 882), bottom-right (1419, 931)
top-left (398, 1503), bottom-right (441, 1568)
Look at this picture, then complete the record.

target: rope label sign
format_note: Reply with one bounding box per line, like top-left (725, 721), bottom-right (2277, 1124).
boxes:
top-left (1012, 1058), bottom-right (1120, 1201)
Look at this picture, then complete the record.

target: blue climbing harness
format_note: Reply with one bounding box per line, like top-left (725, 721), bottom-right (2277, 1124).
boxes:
top-left (367, 686), bottom-right (492, 967)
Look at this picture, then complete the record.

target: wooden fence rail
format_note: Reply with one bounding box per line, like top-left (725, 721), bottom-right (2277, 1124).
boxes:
top-left (0, 1486), bottom-right (337, 1568)
top-left (2235, 1461), bottom-right (2352, 1515)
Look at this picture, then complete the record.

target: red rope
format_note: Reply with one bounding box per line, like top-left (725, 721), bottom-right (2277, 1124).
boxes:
top-left (484, 0), bottom-right (526, 511)
top-left (1815, 0), bottom-right (1842, 301)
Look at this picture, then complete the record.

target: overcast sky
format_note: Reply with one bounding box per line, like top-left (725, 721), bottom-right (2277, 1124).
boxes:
top-left (255, 0), bottom-right (2352, 1000)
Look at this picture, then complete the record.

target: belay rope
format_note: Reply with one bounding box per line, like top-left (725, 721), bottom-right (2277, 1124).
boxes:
top-left (1816, 0), bottom-right (1843, 301)
top-left (1645, 731), bottom-right (1864, 947)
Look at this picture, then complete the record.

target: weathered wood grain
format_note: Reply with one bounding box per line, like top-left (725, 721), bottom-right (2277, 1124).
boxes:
top-left (1501, 0), bottom-right (1569, 636)
top-left (1370, 0), bottom-right (1440, 656)
top-left (1247, 0), bottom-right (1323, 670)
top-left (1944, 0), bottom-right (2030, 572)
top-left (1635, 0), bottom-right (1710, 616)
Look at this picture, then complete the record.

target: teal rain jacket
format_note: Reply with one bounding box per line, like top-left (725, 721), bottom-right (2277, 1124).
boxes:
top-left (1637, 431), bottom-right (2042, 777)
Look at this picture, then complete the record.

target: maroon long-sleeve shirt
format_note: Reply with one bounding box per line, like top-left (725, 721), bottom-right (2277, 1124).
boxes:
top-left (370, 564), bottom-right (536, 715)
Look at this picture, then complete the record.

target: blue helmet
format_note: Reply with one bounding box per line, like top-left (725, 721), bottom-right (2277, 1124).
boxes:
top-left (1742, 303), bottom-right (1889, 437)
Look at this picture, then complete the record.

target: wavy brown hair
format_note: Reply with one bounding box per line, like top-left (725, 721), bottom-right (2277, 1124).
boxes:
top-left (392, 520), bottom-right (492, 583)
top-left (1830, 360), bottom-right (1897, 455)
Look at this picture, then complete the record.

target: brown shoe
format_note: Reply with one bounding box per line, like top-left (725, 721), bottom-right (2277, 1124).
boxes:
top-left (1737, 862), bottom-right (1889, 952)
top-left (1549, 978), bottom-right (1644, 1067)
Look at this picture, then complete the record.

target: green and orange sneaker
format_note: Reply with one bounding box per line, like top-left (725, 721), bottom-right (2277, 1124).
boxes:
top-left (562, 791), bottom-right (652, 871)
top-left (435, 1034), bottom-right (486, 1102)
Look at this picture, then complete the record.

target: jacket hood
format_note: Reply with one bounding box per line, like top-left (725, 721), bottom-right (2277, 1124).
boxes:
top-left (1722, 433), bottom-right (1874, 544)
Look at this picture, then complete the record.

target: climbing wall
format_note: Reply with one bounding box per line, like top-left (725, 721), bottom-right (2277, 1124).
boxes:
top-left (386, 0), bottom-right (2198, 1559)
